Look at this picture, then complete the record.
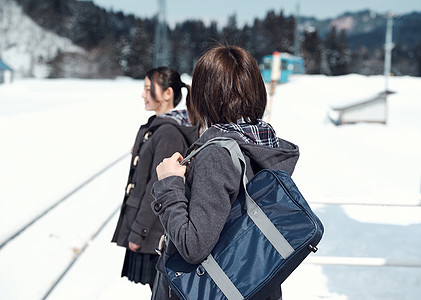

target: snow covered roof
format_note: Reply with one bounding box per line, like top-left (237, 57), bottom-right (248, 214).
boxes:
top-left (0, 59), bottom-right (13, 71)
top-left (330, 91), bottom-right (388, 111)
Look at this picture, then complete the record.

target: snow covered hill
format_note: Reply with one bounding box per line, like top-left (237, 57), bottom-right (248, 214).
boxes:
top-left (0, 0), bottom-right (83, 78)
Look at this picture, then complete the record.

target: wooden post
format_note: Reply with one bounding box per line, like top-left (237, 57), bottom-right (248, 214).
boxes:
top-left (266, 51), bottom-right (281, 122)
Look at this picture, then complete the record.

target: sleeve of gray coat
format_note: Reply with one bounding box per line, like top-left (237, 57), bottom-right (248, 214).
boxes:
top-left (127, 124), bottom-right (188, 247)
top-left (151, 145), bottom-right (241, 264)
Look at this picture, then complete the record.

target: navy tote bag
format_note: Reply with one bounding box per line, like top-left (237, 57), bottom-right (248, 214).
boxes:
top-left (165, 137), bottom-right (324, 300)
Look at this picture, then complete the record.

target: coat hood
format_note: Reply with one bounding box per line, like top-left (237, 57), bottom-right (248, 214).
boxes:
top-left (149, 110), bottom-right (199, 146)
top-left (189, 126), bottom-right (299, 176)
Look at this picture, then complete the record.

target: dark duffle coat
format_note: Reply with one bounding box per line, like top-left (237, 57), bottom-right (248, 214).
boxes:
top-left (112, 113), bottom-right (199, 254)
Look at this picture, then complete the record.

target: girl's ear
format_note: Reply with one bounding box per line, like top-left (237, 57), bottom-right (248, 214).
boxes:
top-left (163, 87), bottom-right (174, 102)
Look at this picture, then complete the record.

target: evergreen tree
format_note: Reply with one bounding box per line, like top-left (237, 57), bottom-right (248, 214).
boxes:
top-left (18, 1), bottom-right (421, 78)
top-left (169, 24), bottom-right (186, 72)
top-left (263, 10), bottom-right (290, 53)
top-left (246, 19), bottom-right (268, 61)
top-left (415, 42), bottom-right (421, 76)
top-left (222, 14), bottom-right (240, 44)
top-left (126, 19), bottom-right (153, 78)
top-left (336, 30), bottom-right (351, 75)
top-left (302, 28), bottom-right (322, 74)
top-left (324, 27), bottom-right (351, 75)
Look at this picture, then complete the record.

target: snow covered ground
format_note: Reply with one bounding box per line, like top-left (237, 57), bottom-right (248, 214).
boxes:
top-left (0, 74), bottom-right (420, 299)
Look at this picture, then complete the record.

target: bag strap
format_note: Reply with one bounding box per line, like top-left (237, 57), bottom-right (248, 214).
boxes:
top-left (183, 137), bottom-right (295, 299)
top-left (181, 137), bottom-right (244, 181)
top-left (202, 254), bottom-right (244, 300)
top-left (185, 137), bottom-right (294, 258)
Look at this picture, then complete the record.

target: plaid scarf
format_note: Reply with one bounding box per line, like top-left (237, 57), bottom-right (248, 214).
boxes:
top-left (159, 109), bottom-right (192, 126)
top-left (213, 119), bottom-right (280, 148)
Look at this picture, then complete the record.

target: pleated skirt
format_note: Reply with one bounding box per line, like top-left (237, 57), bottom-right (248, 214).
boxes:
top-left (121, 249), bottom-right (159, 286)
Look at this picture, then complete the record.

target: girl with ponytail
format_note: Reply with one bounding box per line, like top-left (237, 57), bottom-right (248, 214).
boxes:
top-left (112, 67), bottom-right (199, 290)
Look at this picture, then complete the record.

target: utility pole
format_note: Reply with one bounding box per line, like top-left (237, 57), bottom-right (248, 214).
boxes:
top-left (266, 51), bottom-right (281, 123)
top-left (153, 0), bottom-right (169, 67)
top-left (294, 1), bottom-right (301, 56)
top-left (384, 14), bottom-right (394, 92)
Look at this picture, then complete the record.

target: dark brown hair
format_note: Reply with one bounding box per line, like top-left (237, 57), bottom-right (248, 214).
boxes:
top-left (190, 45), bottom-right (267, 127)
top-left (146, 66), bottom-right (190, 107)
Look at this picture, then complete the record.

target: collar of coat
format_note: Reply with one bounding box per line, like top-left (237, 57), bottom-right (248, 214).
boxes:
top-left (212, 119), bottom-right (280, 148)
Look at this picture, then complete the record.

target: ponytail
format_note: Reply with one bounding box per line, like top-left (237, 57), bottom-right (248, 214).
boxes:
top-left (147, 67), bottom-right (187, 107)
top-left (145, 67), bottom-right (198, 124)
top-left (181, 82), bottom-right (191, 104)
top-left (183, 82), bottom-right (198, 126)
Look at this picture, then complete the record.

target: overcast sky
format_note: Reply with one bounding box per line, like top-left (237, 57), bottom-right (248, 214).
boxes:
top-left (92, 0), bottom-right (421, 26)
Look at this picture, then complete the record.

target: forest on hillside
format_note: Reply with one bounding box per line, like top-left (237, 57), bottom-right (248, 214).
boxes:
top-left (15, 0), bottom-right (421, 78)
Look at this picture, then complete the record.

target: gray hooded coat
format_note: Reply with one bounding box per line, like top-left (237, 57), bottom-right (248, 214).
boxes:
top-left (151, 125), bottom-right (299, 299)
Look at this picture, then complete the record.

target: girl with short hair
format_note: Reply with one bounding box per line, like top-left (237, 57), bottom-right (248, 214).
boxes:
top-left (151, 46), bottom-right (300, 299)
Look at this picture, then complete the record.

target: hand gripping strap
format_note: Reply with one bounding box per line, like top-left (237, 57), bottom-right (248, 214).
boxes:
top-left (182, 137), bottom-right (244, 181)
top-left (185, 137), bottom-right (295, 299)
